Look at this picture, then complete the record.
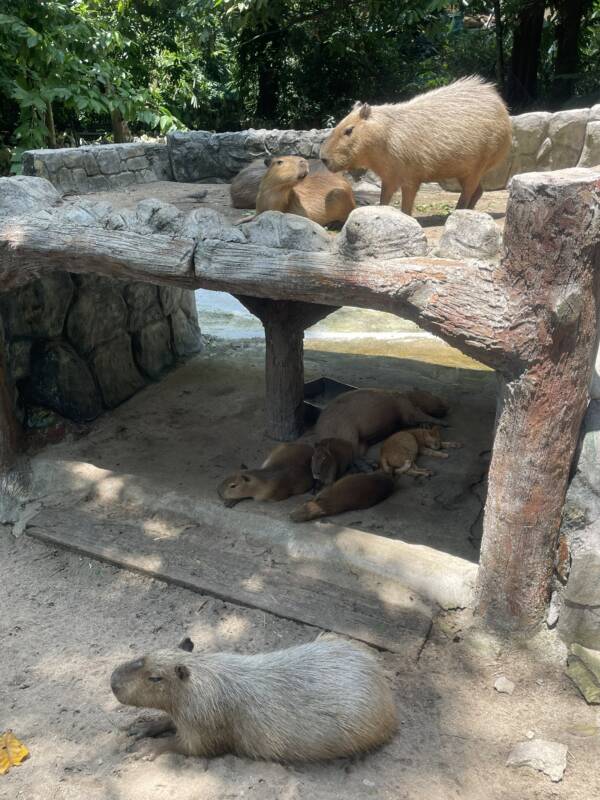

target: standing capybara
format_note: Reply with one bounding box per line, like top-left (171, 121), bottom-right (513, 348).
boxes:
top-left (111, 634), bottom-right (397, 762)
top-left (252, 155), bottom-right (356, 227)
top-left (217, 442), bottom-right (314, 506)
top-left (320, 76), bottom-right (511, 214)
top-left (315, 388), bottom-right (448, 457)
top-left (290, 472), bottom-right (395, 522)
top-left (230, 158), bottom-right (326, 209)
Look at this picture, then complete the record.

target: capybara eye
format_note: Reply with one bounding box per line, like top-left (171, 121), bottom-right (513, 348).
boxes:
top-left (277, 159), bottom-right (283, 164)
top-left (229, 483), bottom-right (236, 488)
top-left (148, 676), bottom-right (163, 683)
top-left (344, 127), bottom-right (354, 136)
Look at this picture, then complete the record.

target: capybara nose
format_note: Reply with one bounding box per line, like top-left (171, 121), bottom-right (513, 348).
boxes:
top-left (321, 157), bottom-right (329, 168)
top-left (110, 670), bottom-right (122, 695)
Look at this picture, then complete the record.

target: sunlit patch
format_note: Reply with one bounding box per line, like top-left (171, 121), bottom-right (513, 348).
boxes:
top-left (240, 575), bottom-right (264, 594)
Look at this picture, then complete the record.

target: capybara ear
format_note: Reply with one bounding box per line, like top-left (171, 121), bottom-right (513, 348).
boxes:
top-left (239, 462), bottom-right (248, 470)
top-left (264, 157), bottom-right (272, 167)
top-left (178, 637), bottom-right (194, 652)
top-left (352, 100), bottom-right (363, 110)
top-left (175, 664), bottom-right (191, 681)
top-left (359, 103), bottom-right (371, 120)
top-left (241, 473), bottom-right (251, 482)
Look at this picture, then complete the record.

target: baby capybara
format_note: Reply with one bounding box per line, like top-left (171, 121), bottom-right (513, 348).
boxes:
top-left (111, 634), bottom-right (397, 762)
top-left (320, 76), bottom-right (511, 214)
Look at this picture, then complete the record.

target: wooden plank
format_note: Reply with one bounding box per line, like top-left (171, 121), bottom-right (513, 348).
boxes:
top-left (27, 508), bottom-right (431, 655)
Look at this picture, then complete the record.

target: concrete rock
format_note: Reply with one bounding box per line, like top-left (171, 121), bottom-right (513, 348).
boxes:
top-left (25, 342), bottom-right (102, 423)
top-left (171, 308), bottom-right (202, 358)
top-left (566, 655), bottom-right (600, 705)
top-left (337, 206), bottom-right (427, 258)
top-left (181, 208), bottom-right (246, 243)
top-left (94, 147), bottom-right (123, 175)
top-left (579, 121), bottom-right (600, 168)
top-left (123, 283), bottom-right (162, 331)
top-left (90, 333), bottom-right (146, 408)
top-left (437, 210), bottom-right (501, 260)
top-left (511, 112), bottom-right (551, 172)
top-left (558, 519), bottom-right (600, 649)
top-left (0, 176), bottom-right (60, 217)
top-left (133, 319), bottom-right (174, 380)
top-left (548, 110), bottom-right (589, 170)
top-left (565, 399), bottom-right (600, 522)
top-left (506, 739), bottom-right (568, 782)
top-left (66, 285), bottom-right (128, 356)
top-left (159, 286), bottom-right (183, 316)
top-left (243, 210), bottom-right (332, 252)
top-left (180, 290), bottom-right (198, 320)
top-left (0, 273), bottom-right (74, 339)
top-left (494, 676), bottom-right (515, 695)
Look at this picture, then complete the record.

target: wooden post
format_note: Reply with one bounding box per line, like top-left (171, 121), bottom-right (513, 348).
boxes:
top-left (236, 297), bottom-right (338, 440)
top-left (476, 169), bottom-right (600, 630)
top-left (0, 347), bottom-right (21, 472)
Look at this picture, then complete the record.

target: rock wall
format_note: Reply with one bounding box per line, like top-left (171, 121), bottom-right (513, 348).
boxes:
top-left (22, 141), bottom-right (172, 195)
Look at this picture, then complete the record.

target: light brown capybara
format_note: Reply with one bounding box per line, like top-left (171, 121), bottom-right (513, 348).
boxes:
top-left (217, 442), bottom-right (314, 506)
top-left (111, 634), bottom-right (397, 762)
top-left (314, 388), bottom-right (448, 458)
top-left (230, 158), bottom-right (326, 209)
top-left (379, 425), bottom-right (462, 478)
top-left (310, 437), bottom-right (354, 485)
top-left (290, 472), bottom-right (395, 522)
top-left (251, 155), bottom-right (356, 227)
top-left (320, 76), bottom-right (511, 214)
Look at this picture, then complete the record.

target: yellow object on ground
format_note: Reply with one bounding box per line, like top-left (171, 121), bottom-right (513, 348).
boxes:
top-left (0, 731), bottom-right (29, 774)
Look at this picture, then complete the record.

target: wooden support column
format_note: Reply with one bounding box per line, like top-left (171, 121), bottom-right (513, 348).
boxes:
top-left (475, 169), bottom-right (600, 631)
top-left (236, 297), bottom-right (338, 440)
top-left (0, 345), bottom-right (21, 472)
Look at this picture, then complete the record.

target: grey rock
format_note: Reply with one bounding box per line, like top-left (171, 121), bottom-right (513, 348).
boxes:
top-left (87, 175), bottom-right (111, 192)
top-left (494, 676), bottom-right (515, 695)
top-left (159, 286), bottom-right (183, 316)
top-left (547, 590), bottom-right (562, 628)
top-left (558, 519), bottom-right (600, 649)
top-left (95, 146), bottom-right (123, 175)
top-left (243, 210), bottom-right (332, 252)
top-left (123, 283), bottom-right (163, 331)
top-left (82, 151), bottom-right (100, 176)
top-left (66, 285), bottom-right (128, 356)
top-left (579, 121), bottom-right (600, 168)
top-left (134, 199), bottom-right (183, 235)
top-left (125, 156), bottom-right (149, 171)
top-left (566, 648), bottom-right (600, 705)
top-left (8, 340), bottom-right (33, 383)
top-left (55, 199), bottom-right (113, 227)
top-left (548, 110), bottom-right (589, 170)
top-left (90, 333), bottom-right (146, 408)
top-left (511, 112), bottom-right (551, 173)
top-left (133, 319), bottom-right (174, 379)
top-left (25, 341), bottom-right (102, 422)
top-left (171, 308), bottom-right (202, 357)
top-left (567, 400), bottom-right (600, 520)
top-left (0, 176), bottom-right (60, 217)
top-left (506, 739), bottom-right (568, 782)
top-left (437, 210), bottom-right (501, 259)
top-left (337, 206), bottom-right (427, 259)
top-left (180, 290), bottom-right (198, 319)
top-left (181, 207), bottom-right (246, 243)
top-left (0, 273), bottom-right (74, 339)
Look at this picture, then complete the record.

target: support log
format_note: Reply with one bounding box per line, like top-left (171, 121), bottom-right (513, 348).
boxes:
top-left (476, 169), bottom-right (600, 630)
top-left (237, 297), bottom-right (338, 440)
top-left (0, 348), bottom-right (21, 471)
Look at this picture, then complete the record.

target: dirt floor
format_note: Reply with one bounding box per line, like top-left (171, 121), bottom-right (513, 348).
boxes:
top-left (2, 527), bottom-right (599, 800)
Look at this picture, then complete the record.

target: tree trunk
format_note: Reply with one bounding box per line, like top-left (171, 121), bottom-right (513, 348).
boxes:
top-left (45, 100), bottom-right (57, 148)
top-left (506, 0), bottom-right (545, 108)
top-left (111, 107), bottom-right (129, 144)
top-left (476, 169), bottom-right (600, 630)
top-left (551, 0), bottom-right (592, 106)
top-left (493, 0), bottom-right (505, 93)
top-left (0, 351), bottom-right (21, 471)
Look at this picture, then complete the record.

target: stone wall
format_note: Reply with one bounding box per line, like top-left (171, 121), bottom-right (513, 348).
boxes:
top-left (0, 274), bottom-right (201, 426)
top-left (22, 141), bottom-right (172, 195)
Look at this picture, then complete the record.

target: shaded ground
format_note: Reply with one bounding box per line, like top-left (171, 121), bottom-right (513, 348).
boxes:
top-left (2, 530), bottom-right (598, 800)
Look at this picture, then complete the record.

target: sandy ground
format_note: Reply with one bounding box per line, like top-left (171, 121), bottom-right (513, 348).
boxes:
top-left (2, 529), bottom-right (599, 800)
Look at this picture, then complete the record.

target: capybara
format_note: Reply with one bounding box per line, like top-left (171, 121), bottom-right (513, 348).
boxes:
top-left (311, 437), bottom-right (354, 485)
top-left (315, 388), bottom-right (448, 458)
top-left (405, 388), bottom-right (449, 419)
top-left (290, 472), bottom-right (395, 522)
top-left (253, 155), bottom-right (356, 227)
top-left (320, 76), bottom-right (511, 214)
top-left (217, 442), bottom-right (314, 507)
top-left (111, 634), bottom-right (397, 762)
top-left (230, 158), bottom-right (325, 209)
top-left (379, 426), bottom-right (461, 478)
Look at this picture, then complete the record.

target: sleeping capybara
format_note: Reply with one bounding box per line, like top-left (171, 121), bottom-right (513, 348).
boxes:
top-left (320, 76), bottom-right (511, 214)
top-left (290, 472), bottom-right (395, 522)
top-left (111, 634), bottom-right (397, 762)
top-left (311, 437), bottom-right (354, 485)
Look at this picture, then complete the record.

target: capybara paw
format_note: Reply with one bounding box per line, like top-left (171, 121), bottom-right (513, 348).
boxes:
top-left (127, 716), bottom-right (174, 740)
top-left (443, 441), bottom-right (463, 449)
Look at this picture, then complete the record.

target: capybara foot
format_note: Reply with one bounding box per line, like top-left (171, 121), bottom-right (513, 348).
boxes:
top-left (421, 448), bottom-right (449, 459)
top-left (290, 500), bottom-right (325, 522)
top-left (127, 715), bottom-right (175, 740)
top-left (442, 440), bottom-right (463, 449)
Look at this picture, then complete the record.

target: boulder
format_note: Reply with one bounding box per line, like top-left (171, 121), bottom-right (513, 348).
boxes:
top-left (0, 273), bottom-right (74, 339)
top-left (123, 283), bottom-right (163, 332)
top-left (159, 286), bottom-right (183, 316)
top-left (437, 210), bottom-right (501, 260)
top-left (90, 333), bottom-right (146, 408)
top-left (511, 112), bottom-right (551, 173)
top-left (133, 319), bottom-right (174, 379)
top-left (66, 285), bottom-right (128, 356)
top-left (0, 176), bottom-right (60, 217)
top-left (171, 308), bottom-right (202, 358)
top-left (548, 109), bottom-right (589, 170)
top-left (558, 519), bottom-right (600, 650)
top-left (243, 210), bottom-right (332, 252)
top-left (336, 206), bottom-right (427, 259)
top-left (181, 207), bottom-right (246, 243)
top-left (25, 342), bottom-right (102, 422)
top-left (180, 290), bottom-right (198, 320)
top-left (566, 400), bottom-right (600, 522)
top-left (579, 121), bottom-right (600, 168)
top-left (506, 739), bottom-right (567, 783)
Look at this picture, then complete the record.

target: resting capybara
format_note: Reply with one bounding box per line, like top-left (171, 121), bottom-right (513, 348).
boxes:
top-left (379, 426), bottom-right (459, 478)
top-left (320, 76), bottom-right (511, 214)
top-left (230, 158), bottom-right (325, 209)
top-left (290, 472), bottom-right (395, 522)
top-left (111, 634), bottom-right (397, 762)
top-left (253, 155), bottom-right (356, 227)
top-left (217, 442), bottom-right (314, 506)
top-left (311, 437), bottom-right (354, 485)
top-left (315, 388), bottom-right (448, 457)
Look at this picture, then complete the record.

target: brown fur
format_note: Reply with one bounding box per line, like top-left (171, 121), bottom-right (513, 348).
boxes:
top-left (230, 158), bottom-right (326, 209)
top-left (380, 426), bottom-right (463, 478)
top-left (311, 437), bottom-right (354, 485)
top-left (315, 388), bottom-right (448, 457)
top-left (255, 156), bottom-right (355, 226)
top-left (217, 442), bottom-right (314, 506)
top-left (320, 76), bottom-right (511, 213)
top-left (405, 388), bottom-right (449, 418)
top-left (290, 472), bottom-right (395, 522)
top-left (111, 634), bottom-right (397, 762)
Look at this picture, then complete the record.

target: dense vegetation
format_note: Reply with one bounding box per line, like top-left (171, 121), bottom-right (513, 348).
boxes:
top-left (1, 1), bottom-right (598, 172)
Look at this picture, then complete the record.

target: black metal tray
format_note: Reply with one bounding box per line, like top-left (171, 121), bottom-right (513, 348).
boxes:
top-left (303, 377), bottom-right (356, 425)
